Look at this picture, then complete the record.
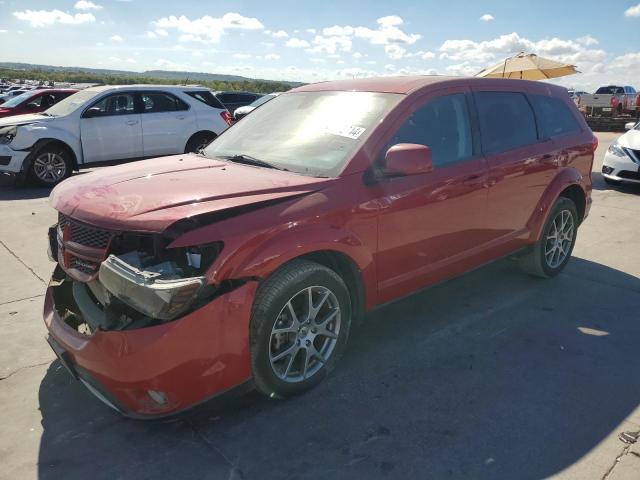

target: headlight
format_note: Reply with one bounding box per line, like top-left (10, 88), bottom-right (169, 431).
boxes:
top-left (607, 141), bottom-right (626, 157)
top-left (99, 254), bottom-right (206, 321)
top-left (0, 125), bottom-right (17, 145)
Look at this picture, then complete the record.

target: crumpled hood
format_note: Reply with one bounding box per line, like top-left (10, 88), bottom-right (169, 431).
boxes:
top-left (0, 113), bottom-right (54, 128)
top-left (50, 154), bottom-right (330, 233)
top-left (619, 129), bottom-right (640, 150)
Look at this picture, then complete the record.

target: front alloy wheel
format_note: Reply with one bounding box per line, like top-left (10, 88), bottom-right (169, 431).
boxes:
top-left (250, 260), bottom-right (352, 398)
top-left (30, 148), bottom-right (71, 186)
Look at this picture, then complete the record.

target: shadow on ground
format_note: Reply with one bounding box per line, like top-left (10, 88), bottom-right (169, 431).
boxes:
top-left (36, 257), bottom-right (640, 480)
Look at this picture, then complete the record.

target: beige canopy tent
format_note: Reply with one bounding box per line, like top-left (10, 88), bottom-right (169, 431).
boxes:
top-left (475, 52), bottom-right (579, 80)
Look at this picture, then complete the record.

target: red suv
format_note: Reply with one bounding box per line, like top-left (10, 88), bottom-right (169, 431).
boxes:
top-left (44, 76), bottom-right (594, 418)
top-left (0, 89), bottom-right (78, 117)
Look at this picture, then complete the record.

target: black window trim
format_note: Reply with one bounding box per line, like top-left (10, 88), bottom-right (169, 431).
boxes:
top-left (527, 93), bottom-right (582, 141)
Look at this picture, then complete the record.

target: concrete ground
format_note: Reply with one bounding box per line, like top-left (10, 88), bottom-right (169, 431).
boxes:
top-left (0, 132), bottom-right (639, 480)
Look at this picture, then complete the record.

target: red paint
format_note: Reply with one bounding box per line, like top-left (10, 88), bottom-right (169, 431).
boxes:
top-left (0, 89), bottom-right (77, 117)
top-left (46, 76), bottom-right (593, 416)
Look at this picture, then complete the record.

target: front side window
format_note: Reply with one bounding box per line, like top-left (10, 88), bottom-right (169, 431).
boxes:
top-left (385, 93), bottom-right (473, 168)
top-left (204, 91), bottom-right (402, 177)
top-left (86, 93), bottom-right (136, 117)
top-left (530, 95), bottom-right (580, 138)
top-left (475, 91), bottom-right (538, 154)
top-left (141, 92), bottom-right (189, 113)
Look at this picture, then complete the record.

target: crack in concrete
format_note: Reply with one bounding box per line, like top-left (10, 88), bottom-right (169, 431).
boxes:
top-left (0, 239), bottom-right (47, 285)
top-left (0, 293), bottom-right (45, 306)
top-left (602, 444), bottom-right (631, 480)
top-left (0, 360), bottom-right (50, 381)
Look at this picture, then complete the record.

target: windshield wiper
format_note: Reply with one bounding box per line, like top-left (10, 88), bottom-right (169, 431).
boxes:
top-left (218, 154), bottom-right (286, 171)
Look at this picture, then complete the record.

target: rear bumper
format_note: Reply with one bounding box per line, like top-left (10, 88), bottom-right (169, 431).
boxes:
top-left (43, 271), bottom-right (257, 418)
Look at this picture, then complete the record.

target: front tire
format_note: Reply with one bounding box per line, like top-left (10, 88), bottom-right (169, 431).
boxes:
top-left (518, 197), bottom-right (578, 278)
top-left (29, 146), bottom-right (72, 187)
top-left (250, 260), bottom-right (352, 399)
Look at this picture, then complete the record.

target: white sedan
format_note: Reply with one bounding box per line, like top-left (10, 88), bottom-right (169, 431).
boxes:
top-left (0, 85), bottom-right (232, 186)
top-left (602, 121), bottom-right (640, 185)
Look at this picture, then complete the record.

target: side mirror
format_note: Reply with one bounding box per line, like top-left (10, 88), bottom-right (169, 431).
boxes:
top-left (625, 122), bottom-right (636, 131)
top-left (382, 143), bottom-right (433, 176)
top-left (83, 107), bottom-right (101, 118)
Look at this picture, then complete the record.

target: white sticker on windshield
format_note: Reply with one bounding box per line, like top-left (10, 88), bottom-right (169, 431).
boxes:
top-left (325, 125), bottom-right (366, 140)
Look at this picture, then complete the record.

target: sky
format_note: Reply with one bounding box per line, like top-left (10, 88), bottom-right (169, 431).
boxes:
top-left (1, 0), bottom-right (640, 91)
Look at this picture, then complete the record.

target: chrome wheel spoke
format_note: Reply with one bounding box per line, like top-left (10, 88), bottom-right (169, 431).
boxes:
top-left (269, 285), bottom-right (341, 382)
top-left (544, 209), bottom-right (575, 269)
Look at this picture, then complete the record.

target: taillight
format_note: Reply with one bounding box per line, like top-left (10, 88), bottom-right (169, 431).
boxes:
top-left (610, 96), bottom-right (619, 108)
top-left (220, 110), bottom-right (233, 126)
top-left (591, 135), bottom-right (598, 152)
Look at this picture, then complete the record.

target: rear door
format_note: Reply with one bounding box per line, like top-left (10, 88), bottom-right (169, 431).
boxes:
top-left (472, 89), bottom-right (556, 243)
top-left (139, 91), bottom-right (194, 156)
top-left (80, 91), bottom-right (143, 163)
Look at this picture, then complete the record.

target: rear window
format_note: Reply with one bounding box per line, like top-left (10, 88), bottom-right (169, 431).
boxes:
top-left (475, 91), bottom-right (538, 154)
top-left (184, 91), bottom-right (225, 110)
top-left (595, 86), bottom-right (624, 94)
top-left (217, 93), bottom-right (258, 104)
top-left (530, 95), bottom-right (581, 138)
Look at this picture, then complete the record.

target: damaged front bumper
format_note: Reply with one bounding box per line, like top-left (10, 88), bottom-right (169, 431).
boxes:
top-left (43, 265), bottom-right (257, 418)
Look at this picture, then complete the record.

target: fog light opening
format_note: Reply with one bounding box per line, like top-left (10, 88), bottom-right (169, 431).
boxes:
top-left (148, 390), bottom-right (168, 406)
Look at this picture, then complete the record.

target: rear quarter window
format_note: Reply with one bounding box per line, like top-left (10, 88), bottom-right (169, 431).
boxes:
top-left (185, 91), bottom-right (225, 109)
top-left (529, 95), bottom-right (581, 138)
top-left (475, 91), bottom-right (538, 154)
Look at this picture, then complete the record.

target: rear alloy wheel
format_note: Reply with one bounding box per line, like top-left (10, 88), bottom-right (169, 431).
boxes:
top-left (518, 197), bottom-right (578, 278)
top-left (250, 260), bottom-right (352, 398)
top-left (185, 132), bottom-right (215, 153)
top-left (30, 148), bottom-right (71, 187)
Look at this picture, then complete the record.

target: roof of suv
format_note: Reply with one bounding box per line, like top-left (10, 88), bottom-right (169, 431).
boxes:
top-left (292, 75), bottom-right (568, 95)
top-left (83, 85), bottom-right (209, 93)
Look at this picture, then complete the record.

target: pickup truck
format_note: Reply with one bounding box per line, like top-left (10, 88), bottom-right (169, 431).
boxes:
top-left (579, 85), bottom-right (639, 116)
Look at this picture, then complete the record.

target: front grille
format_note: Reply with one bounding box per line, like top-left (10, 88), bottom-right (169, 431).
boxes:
top-left (58, 213), bottom-right (112, 249)
top-left (624, 148), bottom-right (640, 164)
top-left (618, 170), bottom-right (640, 180)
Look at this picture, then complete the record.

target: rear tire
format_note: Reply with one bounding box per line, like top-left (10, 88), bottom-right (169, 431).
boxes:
top-left (185, 132), bottom-right (215, 153)
top-left (518, 197), bottom-right (578, 278)
top-left (250, 260), bottom-right (352, 399)
top-left (29, 144), bottom-right (72, 187)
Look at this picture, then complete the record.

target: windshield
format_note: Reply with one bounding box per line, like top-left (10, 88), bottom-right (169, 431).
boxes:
top-left (45, 89), bottom-right (101, 116)
top-left (204, 91), bottom-right (402, 177)
top-left (1, 92), bottom-right (35, 108)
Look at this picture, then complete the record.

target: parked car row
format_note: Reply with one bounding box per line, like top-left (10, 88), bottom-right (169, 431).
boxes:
top-left (0, 85), bottom-right (277, 185)
top-left (41, 75), bottom-right (596, 417)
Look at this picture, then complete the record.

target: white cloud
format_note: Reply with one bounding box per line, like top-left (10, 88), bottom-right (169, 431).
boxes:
top-left (446, 61), bottom-right (481, 76)
top-left (306, 28), bottom-right (316, 34)
top-left (261, 41), bottom-right (275, 47)
top-left (13, 9), bottom-right (95, 27)
top-left (155, 13), bottom-right (264, 43)
top-left (233, 53), bottom-right (251, 59)
top-left (0, 30), bottom-right (7, 34)
top-left (439, 32), bottom-right (605, 67)
top-left (352, 52), bottom-right (363, 58)
top-left (74, 1), bottom-right (103, 10)
top-left (624, 3), bottom-right (640, 16)
top-left (110, 35), bottom-right (123, 42)
top-left (264, 53), bottom-right (280, 60)
top-left (385, 44), bottom-right (406, 59)
top-left (286, 37), bottom-right (310, 48)
top-left (480, 14), bottom-right (494, 22)
top-left (192, 51), bottom-right (203, 57)
top-left (155, 58), bottom-right (189, 70)
top-left (576, 35), bottom-right (598, 46)
top-left (155, 28), bottom-right (168, 37)
top-left (146, 31), bottom-right (157, 39)
top-left (307, 34), bottom-right (352, 54)
top-left (265, 29), bottom-right (288, 38)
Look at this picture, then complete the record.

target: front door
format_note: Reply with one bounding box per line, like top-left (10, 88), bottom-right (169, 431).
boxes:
top-left (372, 90), bottom-right (490, 303)
top-left (80, 92), bottom-right (143, 163)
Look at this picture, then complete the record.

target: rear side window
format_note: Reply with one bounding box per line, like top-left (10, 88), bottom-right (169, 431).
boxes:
top-left (475, 91), bottom-right (537, 154)
top-left (185, 91), bottom-right (225, 109)
top-left (140, 92), bottom-right (188, 113)
top-left (386, 93), bottom-right (473, 168)
top-left (530, 95), bottom-right (580, 138)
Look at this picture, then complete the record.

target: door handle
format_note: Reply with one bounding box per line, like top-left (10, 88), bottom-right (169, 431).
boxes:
top-left (126, 120), bottom-right (139, 126)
